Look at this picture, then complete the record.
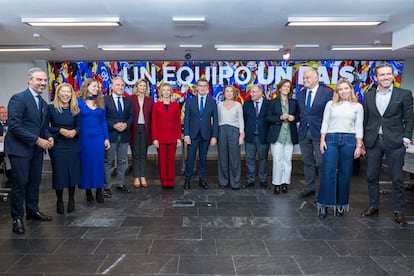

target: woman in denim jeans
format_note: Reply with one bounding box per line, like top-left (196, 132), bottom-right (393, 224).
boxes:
top-left (317, 78), bottom-right (364, 218)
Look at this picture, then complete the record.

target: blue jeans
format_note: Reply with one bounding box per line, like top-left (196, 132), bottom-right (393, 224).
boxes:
top-left (317, 133), bottom-right (355, 208)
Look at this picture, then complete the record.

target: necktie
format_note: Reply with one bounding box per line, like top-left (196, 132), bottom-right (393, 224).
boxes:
top-left (200, 96), bottom-right (204, 115)
top-left (37, 95), bottom-right (43, 118)
top-left (255, 101), bottom-right (259, 117)
top-left (306, 90), bottom-right (312, 111)
top-left (255, 101), bottom-right (259, 134)
top-left (117, 96), bottom-right (123, 116)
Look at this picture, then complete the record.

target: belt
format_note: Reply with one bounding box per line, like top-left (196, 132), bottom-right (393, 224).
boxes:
top-left (253, 133), bottom-right (259, 136)
top-left (378, 134), bottom-right (384, 139)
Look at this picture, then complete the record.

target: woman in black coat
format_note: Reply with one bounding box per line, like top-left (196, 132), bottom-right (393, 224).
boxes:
top-left (47, 83), bottom-right (81, 214)
top-left (266, 79), bottom-right (300, 194)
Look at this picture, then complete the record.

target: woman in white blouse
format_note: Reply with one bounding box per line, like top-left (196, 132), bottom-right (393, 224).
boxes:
top-left (317, 78), bottom-right (364, 218)
top-left (217, 85), bottom-right (245, 189)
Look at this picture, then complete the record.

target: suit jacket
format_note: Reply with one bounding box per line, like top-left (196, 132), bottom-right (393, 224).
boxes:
top-left (243, 98), bottom-right (269, 144)
top-left (183, 94), bottom-right (218, 140)
top-left (104, 95), bottom-right (134, 143)
top-left (5, 89), bottom-right (51, 157)
top-left (128, 95), bottom-right (153, 146)
top-left (297, 86), bottom-right (333, 141)
top-left (363, 86), bottom-right (414, 149)
top-left (266, 98), bottom-right (300, 144)
top-left (152, 101), bottom-right (182, 144)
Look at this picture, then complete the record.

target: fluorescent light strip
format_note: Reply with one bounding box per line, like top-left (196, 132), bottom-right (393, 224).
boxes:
top-left (294, 44), bottom-right (319, 48)
top-left (215, 45), bottom-right (283, 51)
top-left (98, 44), bottom-right (166, 51)
top-left (287, 16), bottom-right (388, 26)
top-left (330, 45), bottom-right (392, 51)
top-left (0, 45), bottom-right (53, 52)
top-left (21, 17), bottom-right (121, 27)
top-left (172, 17), bottom-right (205, 23)
top-left (61, 44), bottom-right (87, 49)
top-left (179, 44), bottom-right (203, 48)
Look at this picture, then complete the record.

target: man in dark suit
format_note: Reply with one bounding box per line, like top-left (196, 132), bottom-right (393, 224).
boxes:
top-left (0, 106), bottom-right (11, 181)
top-left (297, 68), bottom-right (333, 198)
top-left (360, 62), bottom-right (414, 225)
top-left (104, 77), bottom-right (134, 198)
top-left (5, 67), bottom-right (54, 234)
top-left (242, 84), bottom-right (270, 189)
top-left (183, 78), bottom-right (218, 189)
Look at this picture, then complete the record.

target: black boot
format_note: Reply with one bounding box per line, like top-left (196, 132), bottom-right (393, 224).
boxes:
top-left (96, 188), bottom-right (104, 203)
top-left (67, 187), bottom-right (75, 213)
top-left (86, 189), bottom-right (94, 202)
top-left (56, 189), bottom-right (64, 214)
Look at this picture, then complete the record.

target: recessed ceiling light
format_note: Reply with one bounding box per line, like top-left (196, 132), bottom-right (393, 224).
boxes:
top-left (21, 17), bottom-right (121, 27)
top-left (215, 45), bottom-right (283, 51)
top-left (286, 16), bottom-right (388, 26)
top-left (330, 44), bottom-right (392, 50)
top-left (98, 44), bottom-right (166, 51)
top-left (0, 45), bottom-right (53, 52)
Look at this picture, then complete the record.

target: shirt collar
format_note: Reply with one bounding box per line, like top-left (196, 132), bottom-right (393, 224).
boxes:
top-left (376, 84), bottom-right (393, 95)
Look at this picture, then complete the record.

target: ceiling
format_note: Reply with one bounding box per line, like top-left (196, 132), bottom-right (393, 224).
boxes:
top-left (1, 0), bottom-right (414, 62)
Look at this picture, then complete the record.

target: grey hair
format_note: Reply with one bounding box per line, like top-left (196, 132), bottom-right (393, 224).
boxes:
top-left (27, 67), bottom-right (45, 78)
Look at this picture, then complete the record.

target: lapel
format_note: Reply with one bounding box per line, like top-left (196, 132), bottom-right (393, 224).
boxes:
top-left (383, 88), bottom-right (400, 116)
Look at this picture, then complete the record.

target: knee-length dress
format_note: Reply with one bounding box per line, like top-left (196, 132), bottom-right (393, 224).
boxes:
top-left (78, 98), bottom-right (109, 189)
top-left (47, 105), bottom-right (81, 189)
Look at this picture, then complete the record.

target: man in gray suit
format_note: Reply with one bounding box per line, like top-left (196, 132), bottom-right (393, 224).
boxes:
top-left (6, 67), bottom-right (54, 234)
top-left (360, 62), bottom-right (414, 225)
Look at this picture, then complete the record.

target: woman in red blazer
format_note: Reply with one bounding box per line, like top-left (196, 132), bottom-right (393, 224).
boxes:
top-left (152, 83), bottom-right (182, 188)
top-left (128, 79), bottom-right (153, 188)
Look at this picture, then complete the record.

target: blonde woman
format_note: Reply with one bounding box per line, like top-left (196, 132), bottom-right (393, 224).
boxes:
top-left (317, 78), bottom-right (363, 218)
top-left (47, 83), bottom-right (81, 214)
top-left (78, 79), bottom-right (110, 203)
top-left (151, 83), bottom-right (182, 188)
top-left (128, 79), bottom-right (153, 188)
top-left (217, 85), bottom-right (244, 189)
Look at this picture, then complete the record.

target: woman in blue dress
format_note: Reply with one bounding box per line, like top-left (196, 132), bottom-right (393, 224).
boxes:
top-left (78, 78), bottom-right (110, 203)
top-left (47, 83), bottom-right (81, 214)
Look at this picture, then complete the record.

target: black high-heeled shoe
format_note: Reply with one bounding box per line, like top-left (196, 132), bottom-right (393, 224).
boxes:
top-left (96, 188), bottom-right (104, 204)
top-left (86, 190), bottom-right (94, 202)
top-left (56, 199), bottom-right (64, 214)
top-left (281, 184), bottom-right (288, 193)
top-left (274, 185), bottom-right (280, 195)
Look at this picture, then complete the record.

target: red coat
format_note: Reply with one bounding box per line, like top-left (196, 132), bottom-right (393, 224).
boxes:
top-left (151, 101), bottom-right (182, 144)
top-left (128, 95), bottom-right (153, 146)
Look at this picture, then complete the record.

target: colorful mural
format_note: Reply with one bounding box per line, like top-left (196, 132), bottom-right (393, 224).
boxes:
top-left (48, 60), bottom-right (404, 104)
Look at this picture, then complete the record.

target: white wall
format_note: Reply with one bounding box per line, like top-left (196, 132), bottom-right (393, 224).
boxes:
top-left (401, 59), bottom-right (414, 92)
top-left (0, 61), bottom-right (49, 107)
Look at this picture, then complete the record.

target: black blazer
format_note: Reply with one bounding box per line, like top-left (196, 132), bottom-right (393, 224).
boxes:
top-left (297, 86), bottom-right (333, 141)
top-left (266, 98), bottom-right (300, 144)
top-left (5, 89), bottom-right (51, 157)
top-left (243, 98), bottom-right (269, 144)
top-left (104, 95), bottom-right (134, 143)
top-left (363, 86), bottom-right (414, 149)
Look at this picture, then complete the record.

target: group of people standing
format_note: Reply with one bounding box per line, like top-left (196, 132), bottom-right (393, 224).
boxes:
top-left (5, 62), bottom-right (413, 235)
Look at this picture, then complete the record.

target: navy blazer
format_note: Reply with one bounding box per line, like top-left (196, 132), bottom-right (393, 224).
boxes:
top-left (104, 95), bottom-right (134, 143)
top-left (363, 86), bottom-right (414, 149)
top-left (297, 86), bottom-right (333, 141)
top-left (5, 89), bottom-right (51, 157)
top-left (266, 98), bottom-right (300, 144)
top-left (243, 98), bottom-right (269, 144)
top-left (183, 94), bottom-right (218, 140)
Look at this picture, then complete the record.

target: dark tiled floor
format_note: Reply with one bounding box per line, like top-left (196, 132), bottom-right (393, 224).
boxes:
top-left (0, 158), bottom-right (414, 275)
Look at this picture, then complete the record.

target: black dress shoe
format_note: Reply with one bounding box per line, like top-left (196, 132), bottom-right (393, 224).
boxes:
top-left (260, 182), bottom-right (270, 189)
top-left (281, 184), bottom-right (288, 193)
top-left (116, 186), bottom-right (130, 193)
top-left (12, 219), bottom-right (25, 234)
top-left (184, 180), bottom-right (190, 190)
top-left (26, 211), bottom-right (53, 221)
top-left (273, 185), bottom-right (280, 195)
top-left (56, 200), bottom-right (64, 214)
top-left (318, 207), bottom-right (327, 219)
top-left (299, 190), bottom-right (316, 198)
top-left (67, 200), bottom-right (75, 213)
top-left (394, 212), bottom-right (408, 225)
top-left (241, 182), bottom-right (255, 189)
top-left (199, 179), bottom-right (209, 189)
top-left (360, 207), bottom-right (379, 217)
